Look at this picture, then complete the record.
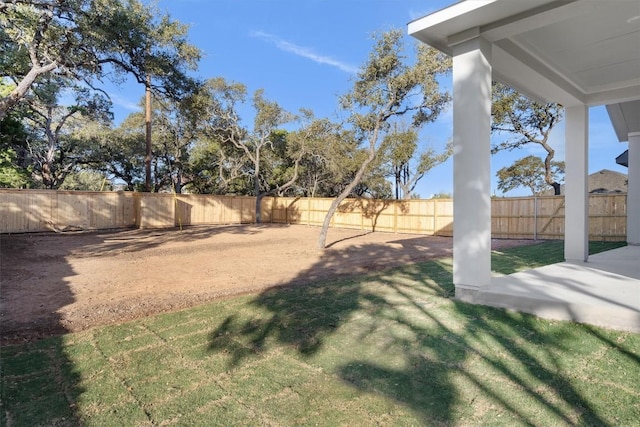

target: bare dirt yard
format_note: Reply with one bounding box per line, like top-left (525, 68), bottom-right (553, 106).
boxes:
top-left (1, 224), bottom-right (534, 343)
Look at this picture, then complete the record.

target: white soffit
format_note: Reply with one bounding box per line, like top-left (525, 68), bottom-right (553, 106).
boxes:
top-left (408, 0), bottom-right (640, 107)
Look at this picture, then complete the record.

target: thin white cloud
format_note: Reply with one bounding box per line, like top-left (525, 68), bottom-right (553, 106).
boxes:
top-left (110, 94), bottom-right (140, 112)
top-left (57, 88), bottom-right (138, 112)
top-left (251, 31), bottom-right (358, 74)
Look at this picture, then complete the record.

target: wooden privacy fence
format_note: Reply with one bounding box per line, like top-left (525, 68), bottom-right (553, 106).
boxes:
top-left (0, 189), bottom-right (627, 241)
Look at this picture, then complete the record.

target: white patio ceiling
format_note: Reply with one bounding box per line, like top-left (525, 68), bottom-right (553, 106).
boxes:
top-left (408, 0), bottom-right (640, 108)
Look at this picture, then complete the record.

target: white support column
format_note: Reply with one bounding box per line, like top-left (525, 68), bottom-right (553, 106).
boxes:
top-left (564, 105), bottom-right (589, 262)
top-left (627, 132), bottom-right (640, 245)
top-left (451, 34), bottom-right (492, 299)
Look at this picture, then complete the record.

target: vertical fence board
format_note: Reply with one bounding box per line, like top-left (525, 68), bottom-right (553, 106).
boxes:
top-left (137, 194), bottom-right (174, 229)
top-left (435, 199), bottom-right (454, 237)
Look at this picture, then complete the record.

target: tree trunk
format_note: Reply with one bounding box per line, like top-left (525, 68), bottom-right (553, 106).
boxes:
top-left (144, 77), bottom-right (152, 192)
top-left (42, 162), bottom-right (54, 189)
top-left (254, 153), bottom-right (262, 224)
top-left (402, 164), bottom-right (410, 199)
top-left (0, 63), bottom-right (58, 121)
top-left (174, 173), bottom-right (182, 194)
top-left (394, 166), bottom-right (400, 200)
top-left (256, 192), bottom-right (264, 224)
top-left (318, 149), bottom-right (376, 249)
top-left (542, 145), bottom-right (560, 195)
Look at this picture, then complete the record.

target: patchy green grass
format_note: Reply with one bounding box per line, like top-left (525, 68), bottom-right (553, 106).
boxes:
top-left (490, 240), bottom-right (627, 275)
top-left (2, 241), bottom-right (637, 426)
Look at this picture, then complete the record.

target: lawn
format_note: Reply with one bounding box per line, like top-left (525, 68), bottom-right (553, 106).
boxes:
top-left (1, 241), bottom-right (638, 426)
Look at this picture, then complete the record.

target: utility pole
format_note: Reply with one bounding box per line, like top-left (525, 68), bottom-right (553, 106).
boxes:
top-left (145, 74), bottom-right (152, 192)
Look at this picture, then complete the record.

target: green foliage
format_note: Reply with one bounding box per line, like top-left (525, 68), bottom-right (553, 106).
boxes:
top-left (0, 0), bottom-right (204, 191)
top-left (13, 77), bottom-right (113, 189)
top-left (146, 88), bottom-right (210, 193)
top-left (0, 147), bottom-right (32, 188)
top-left (59, 170), bottom-right (112, 191)
top-left (430, 192), bottom-right (452, 199)
top-left (0, 81), bottom-right (16, 98)
top-left (285, 112), bottom-right (372, 198)
top-left (383, 123), bottom-right (452, 199)
top-left (497, 155), bottom-right (565, 195)
top-left (201, 78), bottom-right (305, 197)
top-left (342, 29), bottom-right (451, 134)
top-left (0, 0), bottom-right (201, 119)
top-left (77, 117), bottom-right (147, 191)
top-left (0, 112), bottom-right (32, 188)
top-left (187, 137), bottom-right (250, 195)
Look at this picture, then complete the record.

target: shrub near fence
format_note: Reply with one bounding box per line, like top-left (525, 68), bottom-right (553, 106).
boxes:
top-left (0, 189), bottom-right (627, 241)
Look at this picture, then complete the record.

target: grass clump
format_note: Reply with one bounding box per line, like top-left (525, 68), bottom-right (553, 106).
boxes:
top-left (1, 241), bottom-right (637, 426)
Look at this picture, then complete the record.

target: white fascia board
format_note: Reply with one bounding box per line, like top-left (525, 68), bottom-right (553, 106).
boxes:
top-left (408, 0), bottom-right (498, 54)
top-left (408, 0), bottom-right (557, 53)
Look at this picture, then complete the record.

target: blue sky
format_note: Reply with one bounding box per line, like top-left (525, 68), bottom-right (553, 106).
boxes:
top-left (106, 0), bottom-right (628, 198)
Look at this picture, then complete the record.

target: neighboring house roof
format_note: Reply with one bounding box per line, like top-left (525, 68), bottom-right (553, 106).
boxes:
top-left (543, 169), bottom-right (628, 195)
top-left (587, 169), bottom-right (628, 194)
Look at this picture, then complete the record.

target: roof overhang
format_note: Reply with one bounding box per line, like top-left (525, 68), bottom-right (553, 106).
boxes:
top-left (408, 0), bottom-right (640, 107)
top-left (606, 101), bottom-right (640, 142)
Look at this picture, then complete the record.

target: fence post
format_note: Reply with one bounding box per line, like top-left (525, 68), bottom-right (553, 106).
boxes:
top-left (283, 197), bottom-right (286, 224)
top-left (433, 199), bottom-right (438, 236)
top-left (534, 196), bottom-right (538, 241)
top-left (393, 201), bottom-right (397, 233)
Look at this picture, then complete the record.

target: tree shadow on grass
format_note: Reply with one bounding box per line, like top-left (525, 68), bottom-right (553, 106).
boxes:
top-left (207, 239), bottom-right (455, 364)
top-left (0, 336), bottom-right (87, 426)
top-left (0, 236), bottom-right (85, 425)
top-left (208, 241), bottom-right (633, 425)
top-left (336, 262), bottom-right (615, 425)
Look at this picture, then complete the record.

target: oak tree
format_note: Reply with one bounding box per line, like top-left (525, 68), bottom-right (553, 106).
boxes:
top-left (496, 155), bottom-right (564, 196)
top-left (317, 29), bottom-right (451, 248)
top-left (0, 0), bottom-right (201, 120)
top-left (17, 77), bottom-right (112, 188)
top-left (203, 78), bottom-right (295, 223)
top-left (383, 124), bottom-right (452, 199)
top-left (491, 82), bottom-right (564, 195)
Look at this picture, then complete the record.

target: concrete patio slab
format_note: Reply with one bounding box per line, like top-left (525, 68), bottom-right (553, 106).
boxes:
top-left (468, 246), bottom-right (640, 332)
